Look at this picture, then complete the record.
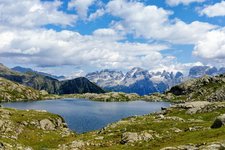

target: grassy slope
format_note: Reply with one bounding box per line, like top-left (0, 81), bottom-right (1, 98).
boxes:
top-left (0, 108), bottom-right (76, 150)
top-left (0, 77), bottom-right (44, 102)
top-left (0, 63), bottom-right (105, 95)
top-left (1, 68), bottom-right (225, 149)
top-left (78, 103), bottom-right (225, 150)
top-left (1, 102), bottom-right (225, 149)
top-left (167, 74), bottom-right (225, 102)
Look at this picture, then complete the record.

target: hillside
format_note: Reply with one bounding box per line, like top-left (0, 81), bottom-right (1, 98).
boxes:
top-left (60, 77), bottom-right (105, 94)
top-left (12, 66), bottom-right (66, 80)
top-left (1, 65), bottom-right (225, 149)
top-left (167, 74), bottom-right (225, 102)
top-left (0, 77), bottom-right (44, 102)
top-left (2, 101), bottom-right (225, 149)
top-left (0, 64), bottom-right (104, 95)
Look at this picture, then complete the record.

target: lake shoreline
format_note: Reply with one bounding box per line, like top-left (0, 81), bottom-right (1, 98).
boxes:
top-left (1, 100), bottom-right (225, 149)
top-left (1, 99), bottom-right (170, 133)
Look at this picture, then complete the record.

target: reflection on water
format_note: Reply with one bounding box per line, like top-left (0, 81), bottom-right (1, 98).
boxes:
top-left (2, 99), bottom-right (170, 133)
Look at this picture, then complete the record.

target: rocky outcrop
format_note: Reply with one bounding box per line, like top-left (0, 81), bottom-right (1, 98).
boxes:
top-left (173, 101), bottom-right (225, 114)
top-left (161, 141), bottom-right (225, 150)
top-left (0, 77), bottom-right (43, 102)
top-left (40, 119), bottom-right (57, 130)
top-left (73, 92), bottom-right (140, 102)
top-left (121, 132), bottom-right (139, 144)
top-left (121, 131), bottom-right (154, 144)
top-left (0, 107), bottom-right (72, 149)
top-left (167, 74), bottom-right (225, 102)
top-left (174, 101), bottom-right (211, 114)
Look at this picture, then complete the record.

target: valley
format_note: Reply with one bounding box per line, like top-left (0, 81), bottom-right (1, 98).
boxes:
top-left (1, 64), bottom-right (225, 149)
top-left (1, 0), bottom-right (225, 149)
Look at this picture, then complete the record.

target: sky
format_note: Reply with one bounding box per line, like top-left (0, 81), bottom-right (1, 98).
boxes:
top-left (0, 0), bottom-right (225, 76)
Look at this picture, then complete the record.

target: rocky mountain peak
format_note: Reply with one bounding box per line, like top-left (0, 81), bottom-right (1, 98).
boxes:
top-left (12, 66), bottom-right (33, 73)
top-left (218, 67), bottom-right (225, 74)
top-left (189, 66), bottom-right (217, 78)
top-left (188, 66), bottom-right (224, 78)
top-left (175, 72), bottom-right (183, 79)
top-left (125, 67), bottom-right (150, 79)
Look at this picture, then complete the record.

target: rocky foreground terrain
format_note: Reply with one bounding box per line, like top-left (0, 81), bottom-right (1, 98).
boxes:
top-left (1, 101), bottom-right (225, 149)
top-left (167, 74), bottom-right (225, 102)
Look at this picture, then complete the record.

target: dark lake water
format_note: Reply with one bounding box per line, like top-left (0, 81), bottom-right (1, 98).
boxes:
top-left (1, 99), bottom-right (170, 133)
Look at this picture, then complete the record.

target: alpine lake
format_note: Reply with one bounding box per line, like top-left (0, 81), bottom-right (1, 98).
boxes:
top-left (2, 99), bottom-right (170, 133)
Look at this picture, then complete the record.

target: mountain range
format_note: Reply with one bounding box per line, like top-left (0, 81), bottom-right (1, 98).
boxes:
top-left (86, 66), bottom-right (225, 95)
top-left (8, 64), bottom-right (225, 96)
top-left (0, 63), bottom-right (104, 95)
top-left (189, 66), bottom-right (225, 78)
top-left (86, 67), bottom-right (183, 95)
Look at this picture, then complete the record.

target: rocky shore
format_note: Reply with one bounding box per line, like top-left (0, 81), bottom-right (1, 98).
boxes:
top-left (1, 100), bottom-right (225, 149)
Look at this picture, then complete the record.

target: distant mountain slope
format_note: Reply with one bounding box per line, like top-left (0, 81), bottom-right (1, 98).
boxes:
top-left (12, 66), bottom-right (65, 80)
top-left (0, 77), bottom-right (43, 102)
top-left (188, 66), bottom-right (225, 78)
top-left (86, 67), bottom-right (183, 95)
top-left (86, 66), bottom-right (225, 96)
top-left (168, 74), bottom-right (225, 101)
top-left (0, 64), bottom-right (104, 95)
top-left (60, 77), bottom-right (105, 94)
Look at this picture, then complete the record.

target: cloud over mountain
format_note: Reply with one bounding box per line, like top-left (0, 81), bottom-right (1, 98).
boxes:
top-left (0, 0), bottom-right (224, 75)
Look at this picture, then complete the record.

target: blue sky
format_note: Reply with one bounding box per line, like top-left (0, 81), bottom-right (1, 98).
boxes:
top-left (0, 0), bottom-right (225, 76)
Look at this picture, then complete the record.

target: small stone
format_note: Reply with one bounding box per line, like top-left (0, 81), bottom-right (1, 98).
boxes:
top-left (95, 136), bottom-right (104, 140)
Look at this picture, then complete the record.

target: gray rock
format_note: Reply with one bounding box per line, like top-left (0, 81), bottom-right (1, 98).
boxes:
top-left (0, 142), bottom-right (4, 149)
top-left (139, 132), bottom-right (153, 141)
top-left (161, 116), bottom-right (185, 122)
top-left (170, 128), bottom-right (182, 133)
top-left (95, 136), bottom-right (104, 140)
top-left (70, 140), bottom-right (85, 149)
top-left (211, 114), bottom-right (225, 128)
top-left (203, 143), bottom-right (225, 150)
top-left (39, 119), bottom-right (55, 130)
top-left (121, 131), bottom-right (154, 144)
top-left (161, 144), bottom-right (198, 150)
top-left (174, 101), bottom-right (211, 114)
top-left (121, 132), bottom-right (139, 144)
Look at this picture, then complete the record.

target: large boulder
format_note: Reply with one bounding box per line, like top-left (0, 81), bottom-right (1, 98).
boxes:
top-left (121, 131), bottom-right (154, 144)
top-left (121, 132), bottom-right (139, 144)
top-left (39, 119), bottom-right (56, 130)
top-left (211, 114), bottom-right (225, 128)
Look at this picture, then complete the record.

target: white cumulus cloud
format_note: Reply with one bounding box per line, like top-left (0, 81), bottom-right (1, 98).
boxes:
top-left (166, 0), bottom-right (205, 6)
top-left (107, 0), bottom-right (216, 44)
top-left (0, 0), bottom-right (77, 28)
top-left (68, 0), bottom-right (96, 19)
top-left (193, 28), bottom-right (225, 60)
top-left (199, 1), bottom-right (225, 17)
top-left (0, 25), bottom-right (170, 70)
